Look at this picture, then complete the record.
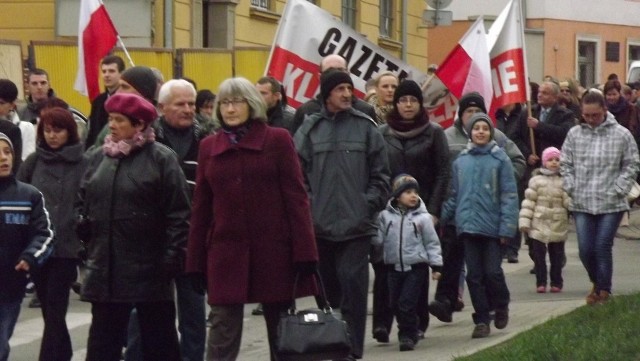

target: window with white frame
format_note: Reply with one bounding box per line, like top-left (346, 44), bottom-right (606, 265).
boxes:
top-left (577, 37), bottom-right (599, 87)
top-left (251, 0), bottom-right (269, 10)
top-left (379, 0), bottom-right (393, 38)
top-left (342, 0), bottom-right (356, 28)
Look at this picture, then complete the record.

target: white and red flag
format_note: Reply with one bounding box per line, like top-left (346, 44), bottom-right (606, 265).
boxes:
top-left (487, 0), bottom-right (530, 116)
top-left (265, 0), bottom-right (428, 109)
top-left (435, 16), bottom-right (493, 121)
top-left (74, 0), bottom-right (118, 102)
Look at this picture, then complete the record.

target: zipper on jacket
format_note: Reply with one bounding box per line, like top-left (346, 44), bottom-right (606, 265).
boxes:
top-left (399, 212), bottom-right (405, 271)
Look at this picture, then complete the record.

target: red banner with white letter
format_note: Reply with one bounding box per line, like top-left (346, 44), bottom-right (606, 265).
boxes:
top-left (488, 0), bottom-right (530, 116)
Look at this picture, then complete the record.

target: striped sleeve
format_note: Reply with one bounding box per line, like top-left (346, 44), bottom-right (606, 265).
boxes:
top-left (22, 189), bottom-right (55, 266)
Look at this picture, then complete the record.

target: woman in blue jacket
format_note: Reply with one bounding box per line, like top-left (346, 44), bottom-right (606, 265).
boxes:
top-left (441, 113), bottom-right (519, 339)
top-left (0, 132), bottom-right (54, 361)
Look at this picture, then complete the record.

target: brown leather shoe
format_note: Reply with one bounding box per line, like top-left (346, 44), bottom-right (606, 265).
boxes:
top-left (585, 285), bottom-right (599, 305)
top-left (597, 290), bottom-right (611, 304)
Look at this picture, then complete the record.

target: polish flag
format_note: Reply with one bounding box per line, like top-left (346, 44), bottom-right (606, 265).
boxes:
top-left (74, 0), bottom-right (118, 102)
top-left (487, 0), bottom-right (530, 116)
top-left (435, 17), bottom-right (493, 115)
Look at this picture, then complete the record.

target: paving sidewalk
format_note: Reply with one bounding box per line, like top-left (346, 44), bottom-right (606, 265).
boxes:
top-left (238, 225), bottom-right (640, 361)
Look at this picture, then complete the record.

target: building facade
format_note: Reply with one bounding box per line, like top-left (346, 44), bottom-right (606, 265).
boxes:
top-left (427, 0), bottom-right (640, 86)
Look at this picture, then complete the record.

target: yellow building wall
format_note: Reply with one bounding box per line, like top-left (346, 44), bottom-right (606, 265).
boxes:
top-left (0, 0), bottom-right (56, 54)
top-left (174, 0), bottom-right (192, 48)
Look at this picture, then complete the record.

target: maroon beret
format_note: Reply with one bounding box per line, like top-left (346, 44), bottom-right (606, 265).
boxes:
top-left (105, 92), bottom-right (157, 126)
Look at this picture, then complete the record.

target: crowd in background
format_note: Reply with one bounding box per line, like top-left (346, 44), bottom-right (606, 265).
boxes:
top-left (1, 55), bottom-right (639, 361)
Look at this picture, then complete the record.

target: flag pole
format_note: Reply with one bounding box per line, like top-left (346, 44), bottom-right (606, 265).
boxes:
top-left (117, 36), bottom-right (135, 67)
top-left (420, 74), bottom-right (436, 92)
top-left (527, 100), bottom-right (536, 156)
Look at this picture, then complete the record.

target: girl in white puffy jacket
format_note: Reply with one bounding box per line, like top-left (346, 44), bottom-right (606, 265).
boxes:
top-left (519, 147), bottom-right (571, 293)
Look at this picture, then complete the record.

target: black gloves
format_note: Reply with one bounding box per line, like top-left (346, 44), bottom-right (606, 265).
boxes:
top-left (186, 273), bottom-right (206, 295)
top-left (163, 248), bottom-right (185, 280)
top-left (294, 261), bottom-right (318, 276)
top-left (75, 215), bottom-right (92, 243)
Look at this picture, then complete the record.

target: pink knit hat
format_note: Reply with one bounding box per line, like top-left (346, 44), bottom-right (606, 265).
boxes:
top-left (542, 147), bottom-right (561, 168)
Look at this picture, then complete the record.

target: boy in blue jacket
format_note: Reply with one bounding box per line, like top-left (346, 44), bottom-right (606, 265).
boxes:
top-left (0, 132), bottom-right (54, 361)
top-left (441, 113), bottom-right (519, 339)
top-left (373, 174), bottom-right (442, 352)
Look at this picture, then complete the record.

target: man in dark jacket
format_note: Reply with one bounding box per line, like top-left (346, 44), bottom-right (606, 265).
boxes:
top-left (518, 81), bottom-right (576, 169)
top-left (291, 54), bottom-right (376, 134)
top-left (85, 55), bottom-right (125, 149)
top-left (294, 70), bottom-right (390, 360)
top-left (151, 79), bottom-right (207, 361)
top-left (256, 76), bottom-right (295, 134)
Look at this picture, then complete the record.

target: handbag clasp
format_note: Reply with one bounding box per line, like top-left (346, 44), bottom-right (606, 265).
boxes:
top-left (303, 313), bottom-right (319, 322)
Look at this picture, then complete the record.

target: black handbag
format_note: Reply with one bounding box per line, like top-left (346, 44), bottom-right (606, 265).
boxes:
top-left (275, 270), bottom-right (352, 361)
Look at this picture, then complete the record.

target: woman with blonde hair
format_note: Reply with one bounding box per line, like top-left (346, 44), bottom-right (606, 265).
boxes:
top-left (368, 71), bottom-right (399, 125)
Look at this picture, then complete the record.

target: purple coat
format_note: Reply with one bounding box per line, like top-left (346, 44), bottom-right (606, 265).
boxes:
top-left (186, 121), bottom-right (318, 304)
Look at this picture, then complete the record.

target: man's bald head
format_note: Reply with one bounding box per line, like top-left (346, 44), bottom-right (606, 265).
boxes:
top-left (320, 54), bottom-right (348, 73)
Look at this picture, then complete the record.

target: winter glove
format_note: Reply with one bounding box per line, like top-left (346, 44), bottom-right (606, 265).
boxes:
top-left (163, 247), bottom-right (185, 279)
top-left (186, 272), bottom-right (206, 295)
top-left (294, 261), bottom-right (318, 276)
top-left (75, 215), bottom-right (92, 243)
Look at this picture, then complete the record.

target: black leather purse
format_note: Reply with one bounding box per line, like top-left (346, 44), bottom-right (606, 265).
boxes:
top-left (275, 270), bottom-right (352, 361)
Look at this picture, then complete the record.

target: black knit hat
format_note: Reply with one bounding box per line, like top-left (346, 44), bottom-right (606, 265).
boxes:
top-left (320, 70), bottom-right (353, 101)
top-left (0, 132), bottom-right (14, 159)
top-left (465, 112), bottom-right (494, 141)
top-left (457, 92), bottom-right (486, 120)
top-left (391, 173), bottom-right (420, 198)
top-left (0, 79), bottom-right (18, 102)
top-left (393, 80), bottom-right (423, 108)
top-left (120, 66), bottom-right (158, 103)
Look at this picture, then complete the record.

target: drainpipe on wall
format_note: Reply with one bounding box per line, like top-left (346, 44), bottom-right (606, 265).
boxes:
top-left (165, 0), bottom-right (173, 48)
top-left (401, 0), bottom-right (407, 61)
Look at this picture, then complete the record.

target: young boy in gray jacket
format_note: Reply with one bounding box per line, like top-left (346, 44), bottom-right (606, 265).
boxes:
top-left (373, 174), bottom-right (442, 352)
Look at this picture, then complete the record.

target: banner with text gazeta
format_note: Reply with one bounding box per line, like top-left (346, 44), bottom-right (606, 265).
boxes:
top-left (265, 0), bottom-right (457, 126)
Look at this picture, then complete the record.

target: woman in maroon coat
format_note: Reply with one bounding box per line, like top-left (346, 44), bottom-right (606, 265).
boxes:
top-left (186, 77), bottom-right (318, 361)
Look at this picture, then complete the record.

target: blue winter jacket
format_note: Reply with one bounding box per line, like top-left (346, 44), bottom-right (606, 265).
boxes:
top-left (441, 141), bottom-right (519, 239)
top-left (0, 176), bottom-right (55, 302)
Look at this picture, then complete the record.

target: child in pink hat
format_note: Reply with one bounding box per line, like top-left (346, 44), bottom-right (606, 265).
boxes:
top-left (519, 146), bottom-right (571, 293)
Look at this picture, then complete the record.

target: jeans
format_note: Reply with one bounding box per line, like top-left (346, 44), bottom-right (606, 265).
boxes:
top-left (433, 225), bottom-right (464, 312)
top-left (87, 301), bottom-right (181, 361)
top-left (0, 301), bottom-right (21, 361)
top-left (462, 234), bottom-right (510, 325)
top-left (32, 257), bottom-right (78, 361)
top-left (175, 274), bottom-right (206, 361)
top-left (316, 237), bottom-right (370, 358)
top-left (531, 239), bottom-right (565, 288)
top-left (387, 264), bottom-right (428, 342)
top-left (126, 275), bottom-right (206, 361)
top-left (573, 211), bottom-right (623, 293)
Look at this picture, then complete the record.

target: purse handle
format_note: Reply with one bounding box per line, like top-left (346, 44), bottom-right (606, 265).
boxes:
top-left (289, 269), bottom-right (332, 314)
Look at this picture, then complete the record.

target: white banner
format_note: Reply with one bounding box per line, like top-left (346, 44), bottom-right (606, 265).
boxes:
top-left (265, 0), bottom-right (458, 126)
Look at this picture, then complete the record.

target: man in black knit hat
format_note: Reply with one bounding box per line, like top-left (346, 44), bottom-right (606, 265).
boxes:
top-left (294, 69), bottom-right (390, 360)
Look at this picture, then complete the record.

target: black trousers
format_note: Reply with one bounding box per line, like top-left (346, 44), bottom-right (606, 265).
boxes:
top-left (531, 239), bottom-right (565, 288)
top-left (433, 225), bottom-right (464, 312)
top-left (32, 257), bottom-right (78, 361)
top-left (371, 262), bottom-right (393, 334)
top-left (316, 237), bottom-right (369, 358)
top-left (86, 301), bottom-right (180, 361)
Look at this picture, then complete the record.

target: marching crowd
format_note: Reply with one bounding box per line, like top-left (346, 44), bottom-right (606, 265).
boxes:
top-left (1, 53), bottom-right (639, 361)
